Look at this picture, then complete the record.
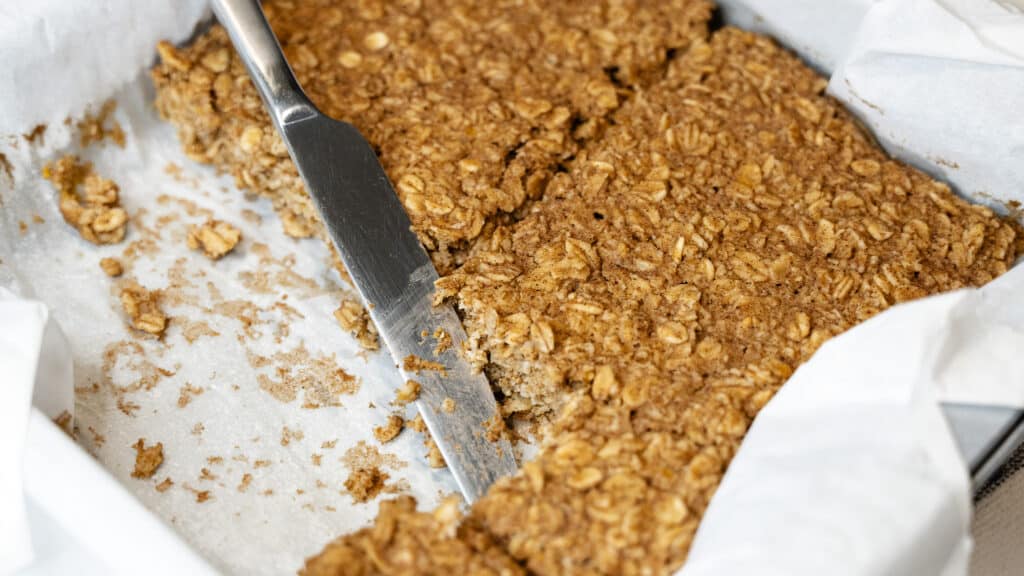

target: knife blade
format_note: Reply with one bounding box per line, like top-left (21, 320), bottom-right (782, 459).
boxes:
top-left (211, 0), bottom-right (517, 503)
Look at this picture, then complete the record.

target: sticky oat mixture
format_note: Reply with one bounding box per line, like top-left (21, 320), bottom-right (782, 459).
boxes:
top-left (153, 2), bottom-right (1024, 575)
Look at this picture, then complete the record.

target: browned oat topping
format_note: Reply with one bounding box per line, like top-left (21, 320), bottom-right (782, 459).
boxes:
top-left (303, 27), bottom-right (1023, 576)
top-left (187, 218), bottom-right (242, 259)
top-left (153, 0), bottom-right (1021, 573)
top-left (153, 0), bottom-right (710, 272)
top-left (43, 155), bottom-right (128, 245)
top-left (99, 257), bottom-right (124, 277)
top-left (131, 438), bottom-right (164, 479)
top-left (373, 414), bottom-right (405, 444)
top-left (119, 281), bottom-right (168, 337)
top-left (301, 496), bottom-right (523, 576)
top-left (152, 0), bottom-right (706, 351)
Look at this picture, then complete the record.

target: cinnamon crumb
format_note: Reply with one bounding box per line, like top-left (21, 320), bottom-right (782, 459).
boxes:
top-left (187, 219), bottom-right (241, 260)
top-left (393, 380), bottom-right (420, 405)
top-left (43, 155), bottom-right (127, 244)
top-left (131, 439), bottom-right (164, 479)
top-left (99, 257), bottom-right (123, 277)
top-left (119, 281), bottom-right (168, 337)
top-left (344, 467), bottom-right (389, 503)
top-left (402, 354), bottom-right (446, 375)
top-left (373, 414), bottom-right (404, 444)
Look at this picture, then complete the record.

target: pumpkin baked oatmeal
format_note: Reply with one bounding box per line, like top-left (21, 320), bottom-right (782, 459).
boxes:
top-left (301, 27), bottom-right (1023, 576)
top-left (154, 2), bottom-right (1022, 575)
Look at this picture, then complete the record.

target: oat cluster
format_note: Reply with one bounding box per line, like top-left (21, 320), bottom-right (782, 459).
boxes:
top-left (152, 1), bottom-right (1023, 574)
top-left (43, 155), bottom-right (128, 245)
top-left (373, 414), bottom-right (405, 445)
top-left (345, 466), bottom-right (390, 504)
top-left (302, 496), bottom-right (522, 576)
top-left (131, 438), bottom-right (164, 479)
top-left (187, 218), bottom-right (242, 259)
top-left (120, 281), bottom-right (168, 337)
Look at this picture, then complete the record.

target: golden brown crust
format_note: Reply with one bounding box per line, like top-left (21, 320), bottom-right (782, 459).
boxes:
top-left (304, 27), bottom-right (1023, 576)
top-left (152, 0), bottom-right (712, 269)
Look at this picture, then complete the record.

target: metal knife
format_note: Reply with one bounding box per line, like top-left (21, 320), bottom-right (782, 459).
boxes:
top-left (211, 0), bottom-right (517, 503)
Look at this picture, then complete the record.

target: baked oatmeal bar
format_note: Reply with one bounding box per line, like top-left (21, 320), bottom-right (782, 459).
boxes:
top-left (152, 0), bottom-right (712, 274)
top-left (303, 27), bottom-right (1023, 576)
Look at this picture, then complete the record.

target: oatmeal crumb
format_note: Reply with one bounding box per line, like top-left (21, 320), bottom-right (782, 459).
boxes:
top-left (155, 477), bottom-right (174, 492)
top-left (402, 354), bottom-right (446, 375)
top-left (120, 281), bottom-right (168, 337)
top-left (131, 439), bottom-right (164, 479)
top-left (77, 99), bottom-right (126, 148)
top-left (238, 473), bottom-right (253, 492)
top-left (393, 380), bottom-right (421, 405)
top-left (43, 155), bottom-right (128, 245)
top-left (99, 257), bottom-right (123, 277)
top-left (281, 425), bottom-right (305, 446)
top-left (333, 297), bottom-right (379, 351)
top-left (177, 383), bottom-right (204, 408)
top-left (187, 219), bottom-right (241, 259)
top-left (432, 328), bottom-right (452, 355)
top-left (373, 414), bottom-right (404, 444)
top-left (424, 438), bottom-right (446, 469)
top-left (344, 466), bottom-right (389, 503)
top-left (52, 411), bottom-right (73, 436)
top-left (441, 398), bottom-right (456, 413)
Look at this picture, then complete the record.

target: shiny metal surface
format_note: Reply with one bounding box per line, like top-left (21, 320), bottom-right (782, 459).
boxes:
top-left (942, 403), bottom-right (1024, 491)
top-left (212, 0), bottom-right (517, 503)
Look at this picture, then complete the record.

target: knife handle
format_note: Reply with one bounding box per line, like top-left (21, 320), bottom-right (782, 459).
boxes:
top-left (210, 0), bottom-right (316, 127)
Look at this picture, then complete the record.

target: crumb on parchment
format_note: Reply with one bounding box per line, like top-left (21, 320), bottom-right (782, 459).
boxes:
top-left (344, 466), bottom-right (389, 503)
top-left (131, 439), bottom-right (163, 479)
top-left (187, 219), bottom-right (241, 259)
top-left (43, 155), bottom-right (127, 245)
top-left (373, 414), bottom-right (404, 444)
top-left (78, 99), bottom-right (125, 148)
top-left (393, 380), bottom-right (420, 406)
top-left (119, 281), bottom-right (168, 337)
top-left (99, 257), bottom-right (123, 277)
